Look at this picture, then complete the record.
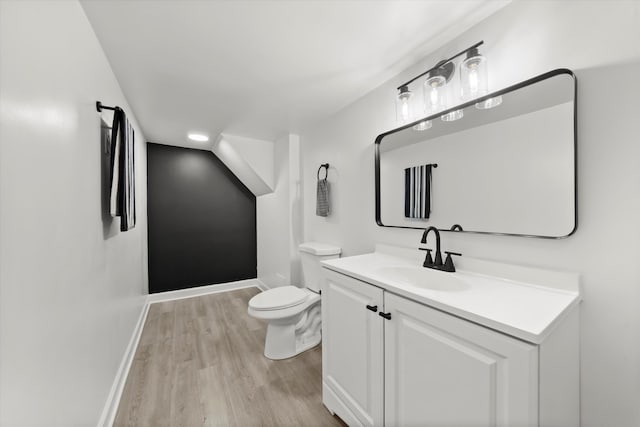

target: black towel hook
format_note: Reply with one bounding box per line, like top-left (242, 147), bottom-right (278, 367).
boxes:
top-left (317, 163), bottom-right (329, 180)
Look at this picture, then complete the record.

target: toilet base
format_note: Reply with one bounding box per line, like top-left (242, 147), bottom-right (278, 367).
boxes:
top-left (264, 329), bottom-right (321, 360)
top-left (264, 303), bottom-right (322, 360)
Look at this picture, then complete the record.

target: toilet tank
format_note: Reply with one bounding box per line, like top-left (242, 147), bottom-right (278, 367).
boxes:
top-left (299, 242), bottom-right (341, 293)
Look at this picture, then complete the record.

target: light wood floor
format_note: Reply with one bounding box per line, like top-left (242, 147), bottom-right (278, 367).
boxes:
top-left (114, 287), bottom-right (346, 427)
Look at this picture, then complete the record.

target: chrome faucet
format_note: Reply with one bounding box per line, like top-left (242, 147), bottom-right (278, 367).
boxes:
top-left (420, 226), bottom-right (461, 273)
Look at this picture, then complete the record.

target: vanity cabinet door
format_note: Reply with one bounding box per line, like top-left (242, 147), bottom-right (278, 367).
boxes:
top-left (384, 292), bottom-right (539, 427)
top-left (322, 269), bottom-right (384, 427)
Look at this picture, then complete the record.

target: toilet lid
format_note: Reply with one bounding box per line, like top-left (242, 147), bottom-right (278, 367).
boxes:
top-left (249, 286), bottom-right (309, 311)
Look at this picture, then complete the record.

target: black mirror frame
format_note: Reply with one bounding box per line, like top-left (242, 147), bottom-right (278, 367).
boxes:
top-left (374, 68), bottom-right (578, 239)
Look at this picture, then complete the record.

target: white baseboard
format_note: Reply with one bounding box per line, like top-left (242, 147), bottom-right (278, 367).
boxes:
top-left (255, 278), bottom-right (269, 291)
top-left (256, 273), bottom-right (289, 289)
top-left (146, 278), bottom-right (261, 304)
top-left (97, 300), bottom-right (150, 427)
top-left (98, 278), bottom-right (263, 426)
top-left (323, 382), bottom-right (361, 426)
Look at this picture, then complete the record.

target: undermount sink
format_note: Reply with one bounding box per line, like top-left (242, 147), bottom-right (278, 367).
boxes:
top-left (375, 265), bottom-right (471, 292)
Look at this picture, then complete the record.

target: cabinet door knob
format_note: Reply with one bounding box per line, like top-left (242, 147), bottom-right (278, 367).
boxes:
top-left (366, 304), bottom-right (378, 312)
top-left (378, 312), bottom-right (392, 320)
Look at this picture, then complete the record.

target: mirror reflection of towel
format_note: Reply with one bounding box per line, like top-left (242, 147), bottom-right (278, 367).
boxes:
top-left (404, 164), bottom-right (432, 219)
top-left (316, 178), bottom-right (330, 217)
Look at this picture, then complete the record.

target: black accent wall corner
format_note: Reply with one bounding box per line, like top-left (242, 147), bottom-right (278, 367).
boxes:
top-left (147, 143), bottom-right (257, 294)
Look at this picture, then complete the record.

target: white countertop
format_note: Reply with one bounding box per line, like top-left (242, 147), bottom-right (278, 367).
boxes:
top-left (321, 246), bottom-right (580, 344)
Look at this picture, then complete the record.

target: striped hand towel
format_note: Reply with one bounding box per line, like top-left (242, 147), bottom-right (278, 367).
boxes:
top-left (404, 164), bottom-right (433, 219)
top-left (316, 178), bottom-right (330, 217)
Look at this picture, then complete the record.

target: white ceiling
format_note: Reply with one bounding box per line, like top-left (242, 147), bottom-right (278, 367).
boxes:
top-left (81, 0), bottom-right (509, 148)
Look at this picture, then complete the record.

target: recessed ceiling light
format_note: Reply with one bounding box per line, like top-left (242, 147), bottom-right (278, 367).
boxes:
top-left (188, 133), bottom-right (209, 142)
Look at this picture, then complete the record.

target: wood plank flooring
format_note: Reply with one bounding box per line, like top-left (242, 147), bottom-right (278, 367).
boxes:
top-left (114, 287), bottom-right (346, 427)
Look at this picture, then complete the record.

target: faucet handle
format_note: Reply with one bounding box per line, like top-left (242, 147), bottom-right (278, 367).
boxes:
top-left (419, 247), bottom-right (434, 267)
top-left (443, 251), bottom-right (462, 272)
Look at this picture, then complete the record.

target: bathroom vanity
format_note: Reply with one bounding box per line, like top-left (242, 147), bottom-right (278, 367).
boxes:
top-left (320, 245), bottom-right (580, 427)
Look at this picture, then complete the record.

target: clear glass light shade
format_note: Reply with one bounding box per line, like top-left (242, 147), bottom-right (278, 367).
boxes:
top-left (460, 52), bottom-right (488, 101)
top-left (412, 120), bottom-right (432, 131)
top-left (441, 109), bottom-right (464, 122)
top-left (423, 75), bottom-right (446, 114)
top-left (475, 95), bottom-right (503, 110)
top-left (440, 76), bottom-right (464, 122)
top-left (396, 87), bottom-right (414, 124)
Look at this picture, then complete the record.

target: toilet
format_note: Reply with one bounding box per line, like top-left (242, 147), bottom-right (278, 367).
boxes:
top-left (248, 242), bottom-right (341, 360)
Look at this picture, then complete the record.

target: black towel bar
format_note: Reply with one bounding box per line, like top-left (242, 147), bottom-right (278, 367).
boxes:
top-left (317, 163), bottom-right (329, 180)
top-left (96, 101), bottom-right (119, 112)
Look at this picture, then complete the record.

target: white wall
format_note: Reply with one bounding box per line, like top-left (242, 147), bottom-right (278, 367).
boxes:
top-left (257, 134), bottom-right (303, 288)
top-left (0, 1), bottom-right (148, 425)
top-left (301, 2), bottom-right (640, 426)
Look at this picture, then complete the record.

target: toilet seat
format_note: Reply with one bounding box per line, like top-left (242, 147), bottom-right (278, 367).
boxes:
top-left (248, 287), bottom-right (320, 322)
top-left (249, 286), bottom-right (308, 311)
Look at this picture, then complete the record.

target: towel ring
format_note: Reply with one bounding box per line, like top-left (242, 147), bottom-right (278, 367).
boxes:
top-left (317, 163), bottom-right (329, 180)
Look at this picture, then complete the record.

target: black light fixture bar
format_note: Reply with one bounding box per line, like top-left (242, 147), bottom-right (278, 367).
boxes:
top-left (396, 40), bottom-right (484, 90)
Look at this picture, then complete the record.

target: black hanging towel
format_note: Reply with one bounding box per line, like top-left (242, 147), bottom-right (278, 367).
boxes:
top-left (109, 107), bottom-right (136, 231)
top-left (404, 164), bottom-right (435, 219)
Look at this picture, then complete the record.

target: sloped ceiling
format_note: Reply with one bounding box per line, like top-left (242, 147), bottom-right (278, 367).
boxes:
top-left (212, 134), bottom-right (275, 196)
top-left (81, 0), bottom-right (509, 147)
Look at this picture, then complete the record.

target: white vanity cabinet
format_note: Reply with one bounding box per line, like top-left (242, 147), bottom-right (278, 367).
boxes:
top-left (384, 291), bottom-right (537, 427)
top-left (321, 269), bottom-right (384, 427)
top-left (321, 266), bottom-right (579, 427)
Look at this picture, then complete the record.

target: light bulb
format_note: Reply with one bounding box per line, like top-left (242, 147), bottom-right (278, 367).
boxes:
top-left (460, 48), bottom-right (488, 102)
top-left (424, 75), bottom-right (446, 114)
top-left (468, 66), bottom-right (479, 96)
top-left (400, 99), bottom-right (410, 121)
top-left (396, 86), bottom-right (414, 124)
top-left (430, 85), bottom-right (439, 106)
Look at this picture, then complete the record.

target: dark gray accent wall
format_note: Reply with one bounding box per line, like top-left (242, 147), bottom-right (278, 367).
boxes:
top-left (147, 143), bottom-right (256, 294)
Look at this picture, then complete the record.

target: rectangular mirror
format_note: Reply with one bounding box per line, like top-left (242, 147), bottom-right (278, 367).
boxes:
top-left (375, 69), bottom-right (576, 238)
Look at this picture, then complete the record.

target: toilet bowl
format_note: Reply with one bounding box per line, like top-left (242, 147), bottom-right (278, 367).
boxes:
top-left (248, 242), bottom-right (341, 360)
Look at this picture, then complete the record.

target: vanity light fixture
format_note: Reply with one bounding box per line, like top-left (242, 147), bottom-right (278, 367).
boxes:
top-left (395, 40), bottom-right (500, 126)
top-left (188, 133), bottom-right (209, 142)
